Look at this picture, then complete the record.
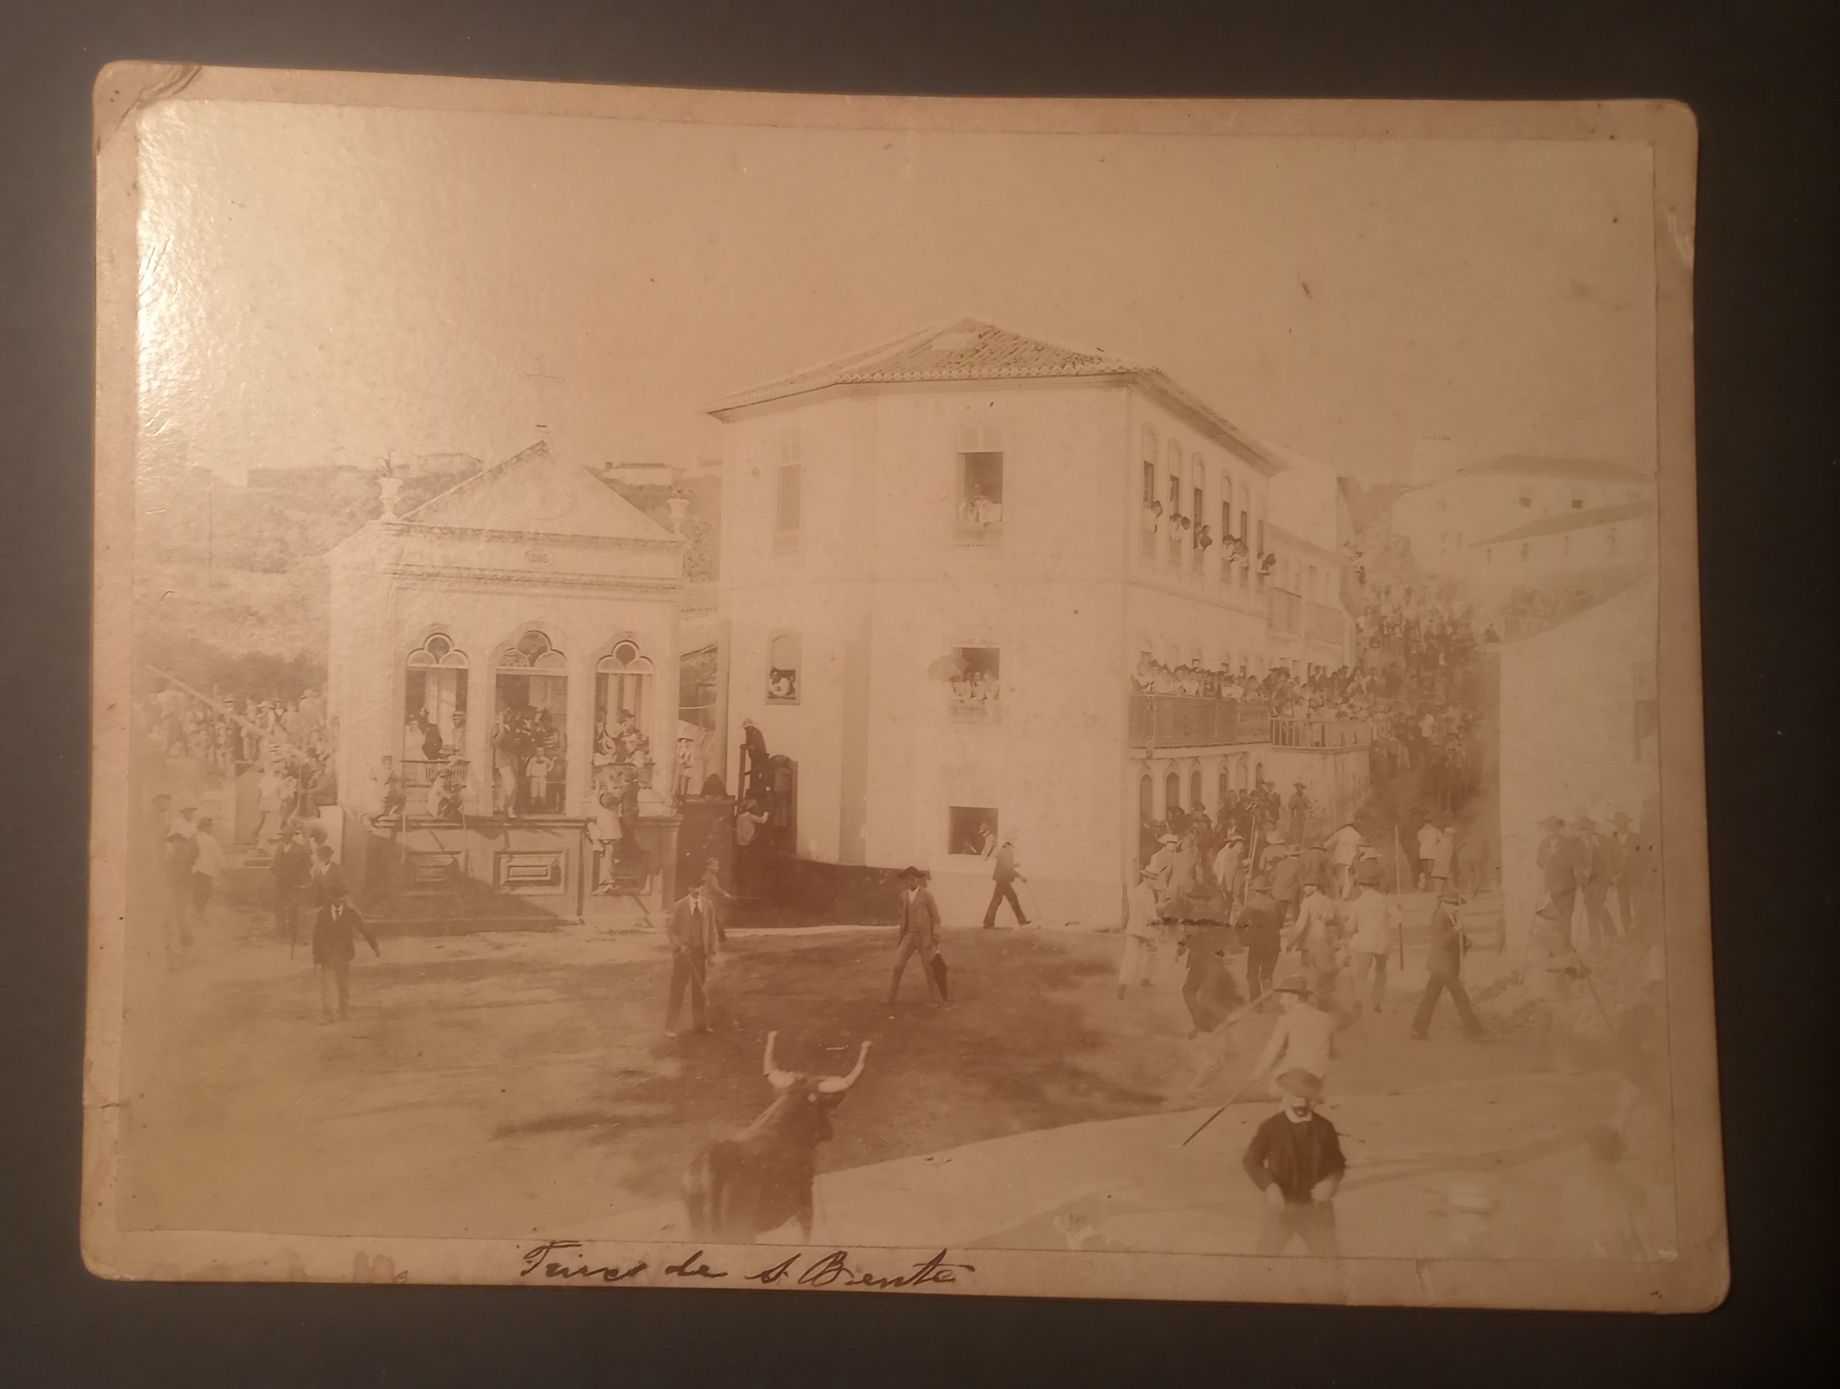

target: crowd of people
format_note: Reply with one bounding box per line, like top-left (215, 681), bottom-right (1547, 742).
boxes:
top-left (946, 669), bottom-right (1001, 714)
top-left (139, 685), bottom-right (336, 787)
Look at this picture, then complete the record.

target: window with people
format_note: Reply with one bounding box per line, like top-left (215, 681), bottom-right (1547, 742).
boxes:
top-left (766, 631), bottom-right (801, 704)
top-left (948, 805), bottom-right (999, 858)
top-left (1166, 440), bottom-right (1184, 565)
top-left (593, 640), bottom-right (656, 802)
top-left (402, 633), bottom-right (469, 792)
top-left (491, 628), bottom-right (568, 817)
top-left (955, 423), bottom-right (1005, 542)
top-left (1140, 426), bottom-right (1162, 558)
top-left (946, 645), bottom-right (1001, 720)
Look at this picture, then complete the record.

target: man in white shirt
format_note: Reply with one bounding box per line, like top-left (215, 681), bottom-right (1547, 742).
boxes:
top-left (1342, 882), bottom-right (1399, 1015)
top-left (1286, 879), bottom-right (1344, 1018)
top-left (1326, 822), bottom-right (1363, 899)
top-left (1211, 831), bottom-right (1246, 909)
top-left (1249, 974), bottom-right (1338, 1094)
top-left (1429, 816), bottom-right (1457, 894)
top-left (190, 814), bottom-right (225, 927)
top-left (1117, 867), bottom-right (1164, 998)
top-left (1415, 818), bottom-right (1441, 891)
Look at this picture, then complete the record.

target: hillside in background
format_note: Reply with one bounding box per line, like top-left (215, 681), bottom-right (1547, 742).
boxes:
top-left (134, 454), bottom-right (721, 700)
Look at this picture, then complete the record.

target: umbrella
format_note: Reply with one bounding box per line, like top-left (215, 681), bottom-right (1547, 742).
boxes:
top-left (929, 952), bottom-right (950, 1002)
top-left (925, 651), bottom-right (970, 681)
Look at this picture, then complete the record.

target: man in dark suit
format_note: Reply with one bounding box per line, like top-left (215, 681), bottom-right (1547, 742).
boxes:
top-left (1409, 888), bottom-right (1485, 1040)
top-left (663, 881), bottom-right (716, 1038)
top-left (982, 836), bottom-right (1031, 929)
top-left (312, 884), bottom-right (379, 1022)
top-left (888, 867), bottom-right (945, 1006)
top-left (271, 827), bottom-right (313, 956)
top-left (1578, 815), bottom-right (1619, 945)
top-left (1536, 815), bottom-right (1582, 944)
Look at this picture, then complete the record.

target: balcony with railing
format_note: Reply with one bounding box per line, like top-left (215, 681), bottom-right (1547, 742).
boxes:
top-left (1128, 695), bottom-right (1271, 750)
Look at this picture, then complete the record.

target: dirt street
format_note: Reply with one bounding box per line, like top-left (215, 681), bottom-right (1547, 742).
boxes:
top-left (119, 897), bottom-right (1555, 1242)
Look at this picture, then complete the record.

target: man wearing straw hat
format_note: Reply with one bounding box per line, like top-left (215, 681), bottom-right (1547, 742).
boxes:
top-left (1241, 1066), bottom-right (1345, 1256)
top-left (1146, 831), bottom-right (1181, 898)
top-left (1342, 870), bottom-right (1398, 1015)
top-left (1249, 973), bottom-right (1337, 1095)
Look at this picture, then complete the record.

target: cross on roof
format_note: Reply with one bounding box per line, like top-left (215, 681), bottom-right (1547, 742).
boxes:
top-left (522, 355), bottom-right (563, 433)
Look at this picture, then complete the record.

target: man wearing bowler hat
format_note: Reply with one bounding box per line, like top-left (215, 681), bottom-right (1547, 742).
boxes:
top-left (1242, 1066), bottom-right (1346, 1256)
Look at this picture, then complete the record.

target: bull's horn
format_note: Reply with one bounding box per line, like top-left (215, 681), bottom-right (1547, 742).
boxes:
top-left (816, 1040), bottom-right (871, 1094)
top-left (762, 1030), bottom-right (795, 1090)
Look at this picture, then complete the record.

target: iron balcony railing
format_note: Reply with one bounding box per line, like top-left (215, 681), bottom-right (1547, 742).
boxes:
top-left (1128, 695), bottom-right (1272, 749)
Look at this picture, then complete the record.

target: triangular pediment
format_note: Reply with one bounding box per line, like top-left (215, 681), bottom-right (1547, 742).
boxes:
top-left (401, 442), bottom-right (673, 542)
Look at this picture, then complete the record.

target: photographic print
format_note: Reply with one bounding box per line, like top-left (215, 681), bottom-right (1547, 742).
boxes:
top-left (86, 66), bottom-right (1721, 1309)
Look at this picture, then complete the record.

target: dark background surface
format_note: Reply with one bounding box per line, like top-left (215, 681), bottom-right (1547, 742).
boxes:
top-left (2, 1), bottom-right (1834, 1383)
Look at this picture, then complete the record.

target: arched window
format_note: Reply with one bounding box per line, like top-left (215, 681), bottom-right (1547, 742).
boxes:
top-left (594, 640), bottom-right (656, 797)
top-left (493, 629), bottom-right (568, 816)
top-left (402, 633), bottom-right (469, 793)
top-left (1189, 767), bottom-right (1203, 809)
top-left (1164, 770), bottom-right (1182, 816)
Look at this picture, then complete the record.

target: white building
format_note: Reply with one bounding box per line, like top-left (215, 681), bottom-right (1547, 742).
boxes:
top-left (1390, 454), bottom-right (1655, 583)
top-left (1468, 501), bottom-right (1657, 596)
top-left (707, 317), bottom-right (1362, 925)
top-left (1494, 568), bottom-right (1661, 951)
top-left (326, 441), bottom-right (687, 921)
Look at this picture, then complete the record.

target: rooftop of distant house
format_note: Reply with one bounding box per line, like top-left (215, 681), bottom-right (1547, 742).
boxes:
top-left (1437, 455), bottom-right (1655, 486)
top-left (1475, 500), bottom-right (1653, 546)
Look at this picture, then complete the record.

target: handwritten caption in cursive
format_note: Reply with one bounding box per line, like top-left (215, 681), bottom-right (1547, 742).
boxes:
top-left (518, 1240), bottom-right (974, 1290)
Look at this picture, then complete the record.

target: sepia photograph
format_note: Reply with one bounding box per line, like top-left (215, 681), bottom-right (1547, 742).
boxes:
top-left (85, 66), bottom-right (1720, 1309)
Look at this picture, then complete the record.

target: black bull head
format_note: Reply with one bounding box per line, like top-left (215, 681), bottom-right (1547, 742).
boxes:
top-left (682, 1032), bottom-right (871, 1243)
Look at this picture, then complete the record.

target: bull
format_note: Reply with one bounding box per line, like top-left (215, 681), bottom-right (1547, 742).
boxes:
top-left (683, 1031), bottom-right (871, 1243)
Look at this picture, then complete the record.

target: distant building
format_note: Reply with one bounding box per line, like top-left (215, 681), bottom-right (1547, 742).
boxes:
top-left (1389, 455), bottom-right (1655, 589)
top-left (1470, 501), bottom-right (1657, 594)
top-left (1265, 448), bottom-right (1359, 674)
top-left (601, 461), bottom-right (677, 487)
top-left (706, 317), bottom-right (1363, 924)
